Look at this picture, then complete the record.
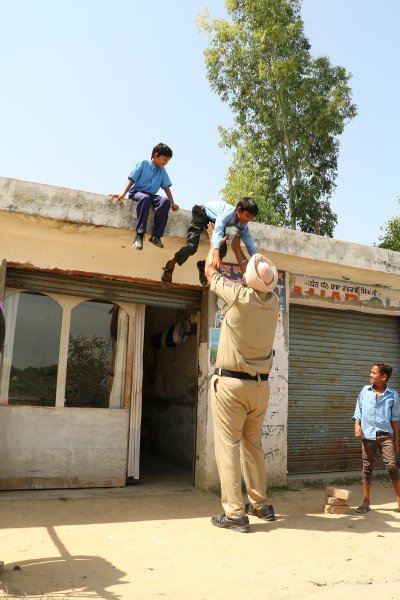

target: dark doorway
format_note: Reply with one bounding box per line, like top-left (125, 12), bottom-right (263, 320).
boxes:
top-left (139, 306), bottom-right (198, 487)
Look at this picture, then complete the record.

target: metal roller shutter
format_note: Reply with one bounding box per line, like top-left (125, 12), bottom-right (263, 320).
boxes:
top-left (288, 304), bottom-right (400, 474)
top-left (6, 268), bottom-right (201, 311)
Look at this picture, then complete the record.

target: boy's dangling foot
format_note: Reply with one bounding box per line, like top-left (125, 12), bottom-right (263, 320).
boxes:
top-left (161, 259), bottom-right (175, 286)
top-left (133, 233), bottom-right (144, 250)
top-left (197, 260), bottom-right (208, 286)
top-left (149, 235), bottom-right (164, 249)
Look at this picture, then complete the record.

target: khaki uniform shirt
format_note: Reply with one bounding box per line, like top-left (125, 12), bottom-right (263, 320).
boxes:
top-left (210, 273), bottom-right (279, 376)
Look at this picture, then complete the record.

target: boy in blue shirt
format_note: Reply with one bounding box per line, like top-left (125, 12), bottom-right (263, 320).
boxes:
top-left (161, 197), bottom-right (258, 286)
top-left (112, 143), bottom-right (179, 250)
top-left (353, 362), bottom-right (400, 513)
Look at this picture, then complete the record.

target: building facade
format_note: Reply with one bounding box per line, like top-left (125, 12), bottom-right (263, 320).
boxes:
top-left (1, 177), bottom-right (399, 491)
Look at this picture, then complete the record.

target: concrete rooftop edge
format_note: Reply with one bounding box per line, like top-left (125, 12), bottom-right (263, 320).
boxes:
top-left (1, 176), bottom-right (400, 276)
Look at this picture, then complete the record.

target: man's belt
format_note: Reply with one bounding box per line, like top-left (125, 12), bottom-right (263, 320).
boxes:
top-left (214, 368), bottom-right (269, 381)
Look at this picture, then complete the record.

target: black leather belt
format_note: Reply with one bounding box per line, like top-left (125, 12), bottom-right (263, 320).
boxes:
top-left (214, 368), bottom-right (269, 381)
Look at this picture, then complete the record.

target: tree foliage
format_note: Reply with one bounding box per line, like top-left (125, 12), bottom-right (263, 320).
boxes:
top-left (66, 334), bottom-right (111, 408)
top-left (9, 364), bottom-right (57, 407)
top-left (378, 200), bottom-right (400, 251)
top-left (198, 0), bottom-right (357, 235)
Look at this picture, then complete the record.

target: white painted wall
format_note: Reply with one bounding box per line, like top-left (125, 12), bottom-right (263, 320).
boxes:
top-left (0, 406), bottom-right (129, 489)
top-left (265, 310), bottom-right (289, 486)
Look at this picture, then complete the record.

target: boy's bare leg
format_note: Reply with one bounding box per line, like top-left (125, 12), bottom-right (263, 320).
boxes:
top-left (361, 482), bottom-right (371, 508)
top-left (165, 258), bottom-right (177, 271)
top-left (392, 479), bottom-right (400, 506)
top-left (161, 257), bottom-right (177, 286)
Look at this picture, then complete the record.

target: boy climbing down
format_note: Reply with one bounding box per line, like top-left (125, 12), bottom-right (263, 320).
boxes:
top-left (112, 143), bottom-right (179, 250)
top-left (161, 197), bottom-right (258, 286)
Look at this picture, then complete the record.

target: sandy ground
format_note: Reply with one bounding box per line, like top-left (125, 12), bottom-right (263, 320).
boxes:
top-left (0, 479), bottom-right (400, 600)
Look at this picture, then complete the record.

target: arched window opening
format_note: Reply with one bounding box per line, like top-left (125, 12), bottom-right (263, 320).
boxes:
top-left (0, 292), bottom-right (62, 406)
top-left (65, 300), bottom-right (127, 409)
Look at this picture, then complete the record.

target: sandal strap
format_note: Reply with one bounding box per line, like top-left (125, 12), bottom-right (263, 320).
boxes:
top-left (161, 266), bottom-right (173, 286)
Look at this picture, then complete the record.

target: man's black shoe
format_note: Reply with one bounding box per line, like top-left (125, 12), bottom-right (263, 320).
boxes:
top-left (245, 503), bottom-right (275, 521)
top-left (211, 514), bottom-right (250, 533)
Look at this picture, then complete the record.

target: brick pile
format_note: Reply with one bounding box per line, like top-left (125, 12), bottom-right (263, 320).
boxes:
top-left (324, 486), bottom-right (352, 514)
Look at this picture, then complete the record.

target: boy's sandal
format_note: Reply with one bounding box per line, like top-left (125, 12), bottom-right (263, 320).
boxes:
top-left (355, 505), bottom-right (371, 514)
top-left (161, 266), bottom-right (173, 287)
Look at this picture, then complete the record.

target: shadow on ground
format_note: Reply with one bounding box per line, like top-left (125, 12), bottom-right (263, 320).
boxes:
top-left (1, 526), bottom-right (126, 599)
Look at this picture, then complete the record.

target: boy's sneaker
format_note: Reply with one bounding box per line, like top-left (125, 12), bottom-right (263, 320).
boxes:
top-left (133, 233), bottom-right (144, 250)
top-left (245, 503), bottom-right (275, 521)
top-left (149, 235), bottom-right (164, 249)
top-left (211, 513), bottom-right (250, 533)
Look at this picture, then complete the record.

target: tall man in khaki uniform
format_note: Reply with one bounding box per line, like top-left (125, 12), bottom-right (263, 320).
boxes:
top-left (205, 228), bottom-right (279, 533)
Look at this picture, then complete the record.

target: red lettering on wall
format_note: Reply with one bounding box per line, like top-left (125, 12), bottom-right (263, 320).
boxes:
top-left (293, 286), bottom-right (303, 296)
top-left (307, 288), bottom-right (327, 299)
top-left (345, 293), bottom-right (359, 303)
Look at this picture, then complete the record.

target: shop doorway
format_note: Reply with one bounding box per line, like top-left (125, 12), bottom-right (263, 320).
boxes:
top-left (139, 305), bottom-right (198, 487)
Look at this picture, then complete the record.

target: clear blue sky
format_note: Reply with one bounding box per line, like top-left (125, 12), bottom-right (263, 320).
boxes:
top-left (1, 0), bottom-right (399, 247)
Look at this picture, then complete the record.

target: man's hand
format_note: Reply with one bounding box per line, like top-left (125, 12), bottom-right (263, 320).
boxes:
top-left (170, 202), bottom-right (179, 212)
top-left (110, 194), bottom-right (125, 201)
top-left (206, 222), bottom-right (215, 242)
top-left (354, 422), bottom-right (364, 439)
top-left (212, 248), bottom-right (222, 270)
top-left (231, 231), bottom-right (249, 273)
top-left (206, 222), bottom-right (228, 269)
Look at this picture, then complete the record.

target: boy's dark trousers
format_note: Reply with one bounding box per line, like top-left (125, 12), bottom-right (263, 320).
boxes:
top-left (130, 191), bottom-right (170, 237)
top-left (174, 205), bottom-right (227, 266)
top-left (361, 432), bottom-right (400, 483)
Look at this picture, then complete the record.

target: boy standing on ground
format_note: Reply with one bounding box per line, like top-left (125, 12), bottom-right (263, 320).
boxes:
top-left (112, 142), bottom-right (179, 250)
top-left (161, 197), bottom-right (258, 286)
top-left (353, 362), bottom-right (400, 513)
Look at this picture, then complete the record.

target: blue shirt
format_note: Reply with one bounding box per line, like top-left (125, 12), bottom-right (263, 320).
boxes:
top-left (204, 200), bottom-right (256, 257)
top-left (128, 160), bottom-right (172, 196)
top-left (353, 384), bottom-right (399, 440)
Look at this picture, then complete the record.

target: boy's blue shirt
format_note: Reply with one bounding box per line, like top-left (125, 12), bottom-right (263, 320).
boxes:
top-left (203, 200), bottom-right (257, 257)
top-left (353, 384), bottom-right (400, 440)
top-left (128, 160), bottom-right (172, 196)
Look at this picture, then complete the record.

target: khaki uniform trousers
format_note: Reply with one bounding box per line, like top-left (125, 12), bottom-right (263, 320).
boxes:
top-left (211, 374), bottom-right (270, 518)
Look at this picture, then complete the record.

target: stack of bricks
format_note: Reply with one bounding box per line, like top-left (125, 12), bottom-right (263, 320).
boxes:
top-left (324, 486), bottom-right (352, 514)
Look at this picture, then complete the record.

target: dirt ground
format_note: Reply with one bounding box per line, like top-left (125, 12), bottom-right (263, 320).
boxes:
top-left (0, 479), bottom-right (400, 600)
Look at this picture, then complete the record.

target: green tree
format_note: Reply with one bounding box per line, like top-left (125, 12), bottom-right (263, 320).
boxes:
top-left (198, 0), bottom-right (357, 235)
top-left (9, 364), bottom-right (58, 407)
top-left (378, 200), bottom-right (400, 251)
top-left (65, 334), bottom-right (111, 408)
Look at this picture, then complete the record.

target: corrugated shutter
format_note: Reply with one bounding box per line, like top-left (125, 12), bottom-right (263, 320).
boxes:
top-left (288, 304), bottom-right (400, 474)
top-left (6, 268), bottom-right (202, 311)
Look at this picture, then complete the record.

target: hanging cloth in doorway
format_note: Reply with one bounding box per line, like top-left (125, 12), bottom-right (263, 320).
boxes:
top-left (150, 315), bottom-right (197, 349)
